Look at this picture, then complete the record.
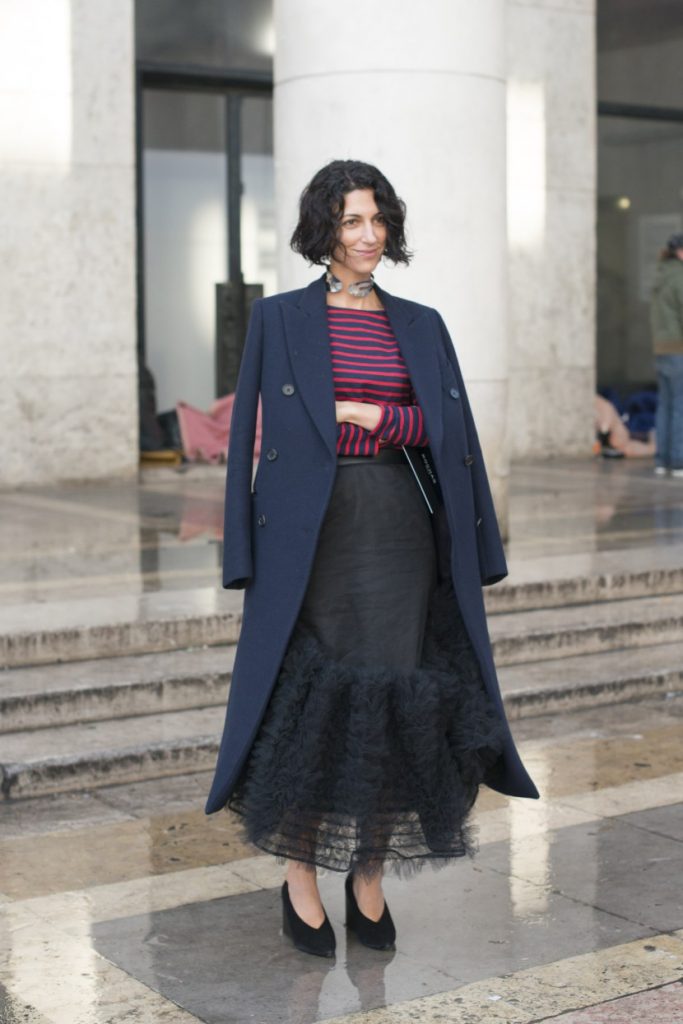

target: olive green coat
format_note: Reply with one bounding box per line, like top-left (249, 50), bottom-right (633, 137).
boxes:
top-left (650, 258), bottom-right (683, 355)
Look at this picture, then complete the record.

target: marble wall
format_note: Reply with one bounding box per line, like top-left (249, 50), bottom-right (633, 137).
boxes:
top-left (0, 0), bottom-right (138, 487)
top-left (506, 0), bottom-right (597, 458)
top-left (0, 0), bottom-right (598, 485)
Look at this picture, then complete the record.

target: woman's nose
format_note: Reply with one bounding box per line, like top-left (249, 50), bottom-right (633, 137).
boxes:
top-left (361, 222), bottom-right (378, 242)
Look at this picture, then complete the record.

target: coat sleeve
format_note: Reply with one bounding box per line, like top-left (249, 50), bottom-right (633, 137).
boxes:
top-left (434, 311), bottom-right (508, 587)
top-left (222, 299), bottom-right (263, 589)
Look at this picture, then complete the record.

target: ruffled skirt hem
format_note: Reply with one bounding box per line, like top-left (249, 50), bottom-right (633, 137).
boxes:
top-left (226, 579), bottom-right (506, 880)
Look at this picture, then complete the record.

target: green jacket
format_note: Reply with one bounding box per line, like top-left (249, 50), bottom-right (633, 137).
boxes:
top-left (650, 258), bottom-right (683, 355)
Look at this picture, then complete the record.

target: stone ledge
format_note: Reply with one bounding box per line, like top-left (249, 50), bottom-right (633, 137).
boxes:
top-left (4, 567), bottom-right (683, 668)
top-left (0, 646), bottom-right (234, 732)
top-left (490, 592), bottom-right (683, 664)
top-left (2, 679), bottom-right (680, 800)
top-left (486, 566), bottom-right (683, 612)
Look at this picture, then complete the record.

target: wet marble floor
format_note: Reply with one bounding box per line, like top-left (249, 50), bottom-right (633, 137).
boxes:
top-left (1, 695), bottom-right (682, 1023)
top-left (2, 457), bottom-right (683, 1021)
top-left (1, 457), bottom-right (683, 607)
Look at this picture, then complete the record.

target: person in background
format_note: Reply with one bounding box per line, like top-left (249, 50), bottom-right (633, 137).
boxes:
top-left (594, 395), bottom-right (655, 459)
top-left (650, 232), bottom-right (683, 478)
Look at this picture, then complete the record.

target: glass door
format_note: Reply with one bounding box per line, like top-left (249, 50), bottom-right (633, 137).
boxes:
top-left (135, 0), bottom-right (274, 421)
top-left (142, 89), bottom-right (229, 412)
top-left (597, 115), bottom-right (683, 391)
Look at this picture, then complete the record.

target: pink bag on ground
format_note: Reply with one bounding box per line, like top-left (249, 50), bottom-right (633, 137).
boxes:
top-left (176, 395), bottom-right (262, 463)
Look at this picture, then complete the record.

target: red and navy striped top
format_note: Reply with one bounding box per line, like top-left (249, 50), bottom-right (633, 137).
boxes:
top-left (327, 306), bottom-right (429, 456)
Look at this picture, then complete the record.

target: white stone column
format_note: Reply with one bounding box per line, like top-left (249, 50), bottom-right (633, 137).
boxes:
top-left (506, 0), bottom-right (596, 457)
top-left (0, 0), bottom-right (138, 487)
top-left (274, 0), bottom-right (511, 525)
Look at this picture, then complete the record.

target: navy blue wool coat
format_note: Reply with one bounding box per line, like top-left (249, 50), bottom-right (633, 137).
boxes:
top-left (205, 275), bottom-right (539, 814)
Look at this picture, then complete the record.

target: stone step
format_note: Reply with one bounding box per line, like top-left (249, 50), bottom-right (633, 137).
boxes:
top-left (498, 641), bottom-right (683, 718)
top-left (0, 646), bottom-right (234, 733)
top-left (490, 592), bottom-right (683, 665)
top-left (4, 552), bottom-right (683, 669)
top-left (0, 589), bottom-right (243, 669)
top-left (0, 707), bottom-right (222, 800)
top-left (2, 591), bottom-right (682, 734)
top-left (2, 618), bottom-right (681, 739)
top-left (2, 627), bottom-right (681, 739)
top-left (2, 642), bottom-right (682, 800)
top-left (485, 563), bottom-right (683, 613)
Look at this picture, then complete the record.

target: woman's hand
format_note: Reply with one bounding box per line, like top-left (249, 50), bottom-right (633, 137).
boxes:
top-left (335, 400), bottom-right (383, 432)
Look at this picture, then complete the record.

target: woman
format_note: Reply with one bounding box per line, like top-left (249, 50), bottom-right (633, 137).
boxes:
top-left (650, 233), bottom-right (683, 477)
top-left (205, 160), bottom-right (538, 958)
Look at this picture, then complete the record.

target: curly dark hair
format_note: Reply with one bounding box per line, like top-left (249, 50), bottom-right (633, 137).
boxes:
top-left (290, 159), bottom-right (412, 266)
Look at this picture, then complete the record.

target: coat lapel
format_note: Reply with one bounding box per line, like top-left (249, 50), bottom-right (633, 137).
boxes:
top-left (378, 285), bottom-right (444, 456)
top-left (281, 276), bottom-right (338, 458)
top-left (280, 274), bottom-right (444, 458)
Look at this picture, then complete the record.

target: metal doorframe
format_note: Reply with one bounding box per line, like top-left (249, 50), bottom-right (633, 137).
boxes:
top-left (134, 62), bottom-right (273, 365)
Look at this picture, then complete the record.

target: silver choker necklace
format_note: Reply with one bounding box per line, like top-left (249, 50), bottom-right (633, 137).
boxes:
top-left (325, 267), bottom-right (375, 298)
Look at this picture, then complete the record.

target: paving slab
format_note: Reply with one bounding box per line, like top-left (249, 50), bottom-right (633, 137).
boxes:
top-left (543, 980), bottom-right (683, 1023)
top-left (615, 803), bottom-right (683, 844)
top-left (488, 548), bottom-right (683, 612)
top-left (0, 773), bottom-right (215, 839)
top-left (3, 684), bottom-right (682, 803)
top-left (0, 645), bottom-right (233, 731)
top-left (3, 634), bottom-right (681, 738)
top-left (0, 588), bottom-right (242, 668)
top-left (4, 561), bottom-right (683, 670)
top-left (490, 592), bottom-right (683, 664)
top-left (477, 806), bottom-right (683, 934)
top-left (91, 853), bottom-right (655, 1024)
top-left (504, 542), bottom-right (683, 588)
top-left (0, 980), bottom-right (53, 1024)
top-left (0, 707), bottom-right (223, 799)
top-left (498, 641), bottom-right (683, 716)
top-left (0, 902), bottom-right (204, 1024)
top-left (0, 790), bottom-right (133, 838)
top-left (94, 771), bottom-right (215, 818)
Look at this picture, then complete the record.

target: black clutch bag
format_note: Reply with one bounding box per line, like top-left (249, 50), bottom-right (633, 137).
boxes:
top-left (401, 445), bottom-right (442, 514)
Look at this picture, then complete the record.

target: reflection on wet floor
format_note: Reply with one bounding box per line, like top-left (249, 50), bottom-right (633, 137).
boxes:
top-left (511, 701), bottom-right (683, 797)
top-left (2, 457), bottom-right (683, 1022)
top-left (0, 804), bottom-right (252, 900)
top-left (2, 458), bottom-right (683, 605)
top-left (0, 480), bottom-right (226, 605)
top-left (508, 459), bottom-right (683, 556)
top-left (1, 696), bottom-right (682, 1022)
top-left (2, 698), bottom-right (682, 903)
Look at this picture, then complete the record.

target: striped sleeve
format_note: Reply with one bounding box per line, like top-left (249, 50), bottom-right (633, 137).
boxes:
top-left (367, 402), bottom-right (429, 446)
top-left (337, 420), bottom-right (380, 456)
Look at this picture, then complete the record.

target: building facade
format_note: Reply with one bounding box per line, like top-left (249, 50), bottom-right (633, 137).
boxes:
top-left (2, 0), bottom-right (679, 514)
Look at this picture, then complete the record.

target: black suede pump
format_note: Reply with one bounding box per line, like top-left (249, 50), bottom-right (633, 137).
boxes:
top-left (345, 872), bottom-right (396, 950)
top-left (281, 881), bottom-right (336, 958)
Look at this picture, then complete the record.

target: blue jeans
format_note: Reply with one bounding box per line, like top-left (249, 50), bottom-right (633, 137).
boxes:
top-left (655, 354), bottom-right (683, 469)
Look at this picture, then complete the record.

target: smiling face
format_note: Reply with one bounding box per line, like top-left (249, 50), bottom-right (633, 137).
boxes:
top-left (330, 189), bottom-right (387, 280)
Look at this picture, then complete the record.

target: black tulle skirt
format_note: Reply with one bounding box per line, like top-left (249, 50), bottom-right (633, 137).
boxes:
top-left (227, 449), bottom-right (506, 880)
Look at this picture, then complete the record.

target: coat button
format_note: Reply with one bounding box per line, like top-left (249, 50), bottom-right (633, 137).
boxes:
top-left (449, 387), bottom-right (460, 399)
top-left (281, 383), bottom-right (295, 396)
top-left (464, 454), bottom-right (474, 466)
top-left (476, 516), bottom-right (483, 527)
top-left (266, 448), bottom-right (278, 461)
top-left (257, 513), bottom-right (266, 526)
